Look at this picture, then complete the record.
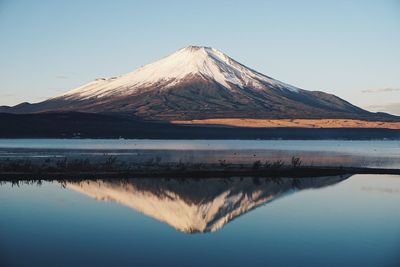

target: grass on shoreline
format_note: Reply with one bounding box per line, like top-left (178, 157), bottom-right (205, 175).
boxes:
top-left (0, 156), bottom-right (306, 173)
top-left (0, 155), bottom-right (399, 180)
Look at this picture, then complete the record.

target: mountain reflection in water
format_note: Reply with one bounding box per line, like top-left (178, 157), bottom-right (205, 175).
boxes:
top-left (66, 175), bottom-right (351, 233)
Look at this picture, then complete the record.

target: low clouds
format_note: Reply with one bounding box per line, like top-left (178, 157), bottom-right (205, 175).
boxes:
top-left (367, 103), bottom-right (400, 116)
top-left (362, 87), bottom-right (400, 93)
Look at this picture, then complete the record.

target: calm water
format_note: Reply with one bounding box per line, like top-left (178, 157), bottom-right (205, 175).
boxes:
top-left (1, 139), bottom-right (400, 168)
top-left (1, 139), bottom-right (400, 153)
top-left (1, 175), bottom-right (400, 267)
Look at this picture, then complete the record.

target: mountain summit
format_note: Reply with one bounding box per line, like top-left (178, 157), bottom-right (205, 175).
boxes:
top-left (1, 45), bottom-right (394, 121)
top-left (60, 45), bottom-right (299, 100)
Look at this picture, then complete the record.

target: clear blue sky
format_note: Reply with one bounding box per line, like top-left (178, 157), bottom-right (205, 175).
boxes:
top-left (1, 0), bottom-right (399, 114)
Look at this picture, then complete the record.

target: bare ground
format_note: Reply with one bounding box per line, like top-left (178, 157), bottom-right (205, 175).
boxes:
top-left (172, 118), bottom-right (400, 129)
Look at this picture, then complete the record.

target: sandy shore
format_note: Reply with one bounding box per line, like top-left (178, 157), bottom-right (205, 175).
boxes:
top-left (172, 118), bottom-right (400, 129)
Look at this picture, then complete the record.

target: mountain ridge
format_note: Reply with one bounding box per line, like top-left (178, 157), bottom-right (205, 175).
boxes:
top-left (1, 45), bottom-right (398, 122)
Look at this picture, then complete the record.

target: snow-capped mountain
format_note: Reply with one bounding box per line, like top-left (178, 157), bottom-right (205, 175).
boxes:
top-left (1, 45), bottom-right (392, 120)
top-left (60, 45), bottom-right (299, 100)
top-left (66, 176), bottom-right (350, 233)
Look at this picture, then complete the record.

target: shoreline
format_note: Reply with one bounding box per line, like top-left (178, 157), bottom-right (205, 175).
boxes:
top-left (1, 166), bottom-right (399, 180)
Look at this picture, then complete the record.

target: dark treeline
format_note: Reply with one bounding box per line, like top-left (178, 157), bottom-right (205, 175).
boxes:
top-left (0, 112), bottom-right (399, 139)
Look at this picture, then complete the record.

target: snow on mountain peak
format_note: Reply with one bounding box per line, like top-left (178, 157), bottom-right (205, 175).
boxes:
top-left (60, 45), bottom-right (299, 100)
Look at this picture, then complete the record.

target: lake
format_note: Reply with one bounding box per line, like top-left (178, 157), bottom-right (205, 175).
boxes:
top-left (1, 139), bottom-right (400, 168)
top-left (0, 174), bottom-right (399, 267)
top-left (0, 139), bottom-right (399, 266)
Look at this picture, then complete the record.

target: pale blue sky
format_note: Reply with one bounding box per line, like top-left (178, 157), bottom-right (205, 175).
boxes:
top-left (1, 0), bottom-right (399, 114)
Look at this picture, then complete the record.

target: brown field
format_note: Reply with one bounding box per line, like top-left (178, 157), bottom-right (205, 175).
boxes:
top-left (171, 118), bottom-right (400, 129)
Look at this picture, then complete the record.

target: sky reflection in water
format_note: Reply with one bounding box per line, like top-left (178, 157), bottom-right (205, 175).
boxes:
top-left (0, 174), bottom-right (400, 267)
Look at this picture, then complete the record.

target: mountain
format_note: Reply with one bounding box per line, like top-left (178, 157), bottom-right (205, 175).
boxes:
top-left (1, 45), bottom-right (396, 121)
top-left (66, 175), bottom-right (350, 233)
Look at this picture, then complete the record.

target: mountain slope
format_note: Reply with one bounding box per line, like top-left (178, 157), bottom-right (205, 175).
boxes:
top-left (1, 46), bottom-right (397, 121)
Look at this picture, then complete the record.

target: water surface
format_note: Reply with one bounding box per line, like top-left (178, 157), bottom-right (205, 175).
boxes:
top-left (1, 175), bottom-right (399, 267)
top-left (1, 139), bottom-right (400, 168)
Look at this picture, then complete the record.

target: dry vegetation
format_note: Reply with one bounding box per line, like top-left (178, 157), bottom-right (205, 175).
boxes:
top-left (172, 118), bottom-right (400, 129)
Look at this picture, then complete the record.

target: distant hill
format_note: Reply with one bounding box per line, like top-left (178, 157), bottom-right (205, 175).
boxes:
top-left (0, 112), bottom-right (399, 139)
